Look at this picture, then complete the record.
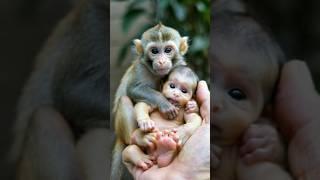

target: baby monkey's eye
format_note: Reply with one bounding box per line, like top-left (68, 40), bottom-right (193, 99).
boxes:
top-left (169, 83), bottom-right (175, 89)
top-left (228, 88), bottom-right (247, 101)
top-left (151, 47), bottom-right (159, 54)
top-left (164, 46), bottom-right (172, 53)
top-left (181, 88), bottom-right (188, 94)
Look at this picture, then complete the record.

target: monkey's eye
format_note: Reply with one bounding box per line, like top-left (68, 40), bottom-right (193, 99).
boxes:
top-left (228, 88), bottom-right (246, 101)
top-left (169, 83), bottom-right (175, 89)
top-left (164, 46), bottom-right (172, 53)
top-left (151, 47), bottom-right (159, 54)
top-left (181, 88), bottom-right (188, 94)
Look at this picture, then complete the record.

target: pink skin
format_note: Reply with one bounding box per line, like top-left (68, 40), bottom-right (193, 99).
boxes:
top-left (130, 128), bottom-right (180, 170)
top-left (149, 130), bottom-right (180, 168)
top-left (185, 100), bottom-right (199, 113)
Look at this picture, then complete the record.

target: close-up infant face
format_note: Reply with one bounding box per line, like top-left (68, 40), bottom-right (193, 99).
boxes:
top-left (212, 33), bottom-right (279, 146)
top-left (162, 72), bottom-right (195, 107)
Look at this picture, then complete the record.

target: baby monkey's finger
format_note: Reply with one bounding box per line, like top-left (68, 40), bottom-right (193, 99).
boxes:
top-left (242, 148), bottom-right (270, 165)
top-left (240, 137), bottom-right (267, 156)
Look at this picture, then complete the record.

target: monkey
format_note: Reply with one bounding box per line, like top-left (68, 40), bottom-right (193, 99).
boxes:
top-left (9, 0), bottom-right (110, 180)
top-left (212, 10), bottom-right (292, 180)
top-left (111, 23), bottom-right (189, 179)
top-left (122, 65), bottom-right (202, 170)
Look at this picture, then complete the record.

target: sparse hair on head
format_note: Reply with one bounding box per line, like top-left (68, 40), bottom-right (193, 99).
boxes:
top-left (212, 11), bottom-right (287, 103)
top-left (167, 65), bottom-right (199, 93)
top-left (212, 2), bottom-right (286, 66)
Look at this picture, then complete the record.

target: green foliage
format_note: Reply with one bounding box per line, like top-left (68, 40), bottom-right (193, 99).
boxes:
top-left (116, 0), bottom-right (210, 81)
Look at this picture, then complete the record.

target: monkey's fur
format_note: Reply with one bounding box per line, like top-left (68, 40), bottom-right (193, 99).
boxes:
top-left (111, 23), bottom-right (189, 179)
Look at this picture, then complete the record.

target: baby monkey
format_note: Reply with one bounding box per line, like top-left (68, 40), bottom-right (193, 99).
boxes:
top-left (122, 66), bottom-right (202, 170)
top-left (212, 13), bottom-right (292, 180)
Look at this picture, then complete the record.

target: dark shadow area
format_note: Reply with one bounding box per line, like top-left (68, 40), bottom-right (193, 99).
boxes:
top-left (246, 0), bottom-right (320, 89)
top-left (0, 0), bottom-right (72, 179)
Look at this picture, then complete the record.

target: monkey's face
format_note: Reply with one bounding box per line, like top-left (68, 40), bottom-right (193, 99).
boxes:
top-left (162, 72), bottom-right (194, 107)
top-left (145, 41), bottom-right (177, 76)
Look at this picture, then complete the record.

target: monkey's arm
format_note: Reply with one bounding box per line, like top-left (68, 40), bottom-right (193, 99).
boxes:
top-left (176, 112), bottom-right (202, 145)
top-left (134, 102), bottom-right (156, 132)
top-left (129, 84), bottom-right (178, 120)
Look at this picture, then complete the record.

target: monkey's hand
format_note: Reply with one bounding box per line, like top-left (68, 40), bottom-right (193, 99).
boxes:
top-left (239, 123), bottom-right (285, 165)
top-left (185, 100), bottom-right (199, 114)
top-left (138, 118), bottom-right (155, 132)
top-left (213, 144), bottom-right (222, 170)
top-left (159, 101), bottom-right (179, 120)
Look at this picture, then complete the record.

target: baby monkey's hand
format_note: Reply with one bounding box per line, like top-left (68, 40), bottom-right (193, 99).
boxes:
top-left (185, 99), bottom-right (199, 114)
top-left (138, 119), bottom-right (155, 132)
top-left (240, 123), bottom-right (285, 165)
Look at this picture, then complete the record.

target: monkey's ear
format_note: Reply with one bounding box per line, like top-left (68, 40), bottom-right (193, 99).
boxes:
top-left (133, 39), bottom-right (143, 55)
top-left (180, 36), bottom-right (189, 56)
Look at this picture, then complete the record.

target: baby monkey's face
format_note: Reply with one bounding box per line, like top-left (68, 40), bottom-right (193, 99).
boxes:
top-left (212, 40), bottom-right (278, 146)
top-left (162, 72), bottom-right (195, 108)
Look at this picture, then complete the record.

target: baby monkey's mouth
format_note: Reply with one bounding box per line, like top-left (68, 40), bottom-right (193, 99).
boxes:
top-left (167, 98), bottom-right (181, 108)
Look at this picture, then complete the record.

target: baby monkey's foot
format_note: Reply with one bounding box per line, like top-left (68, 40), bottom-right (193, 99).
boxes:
top-left (124, 145), bottom-right (155, 171)
top-left (153, 130), bottom-right (180, 167)
top-left (132, 130), bottom-right (157, 150)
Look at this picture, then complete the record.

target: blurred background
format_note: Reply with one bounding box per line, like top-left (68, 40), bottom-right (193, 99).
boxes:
top-left (110, 0), bottom-right (210, 117)
top-left (0, 0), bottom-right (73, 179)
top-left (245, 0), bottom-right (320, 90)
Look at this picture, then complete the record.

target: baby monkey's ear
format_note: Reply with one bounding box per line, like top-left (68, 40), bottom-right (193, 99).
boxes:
top-left (180, 36), bottom-right (189, 56)
top-left (133, 39), bottom-right (143, 55)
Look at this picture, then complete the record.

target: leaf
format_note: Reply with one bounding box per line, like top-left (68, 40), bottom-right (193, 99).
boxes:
top-left (190, 36), bottom-right (209, 52)
top-left (122, 8), bottom-right (146, 33)
top-left (158, 0), bottom-right (170, 11)
top-left (171, 0), bottom-right (187, 21)
top-left (116, 24), bottom-right (152, 66)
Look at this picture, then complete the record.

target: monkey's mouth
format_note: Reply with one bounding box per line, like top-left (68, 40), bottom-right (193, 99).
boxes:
top-left (155, 68), bottom-right (170, 75)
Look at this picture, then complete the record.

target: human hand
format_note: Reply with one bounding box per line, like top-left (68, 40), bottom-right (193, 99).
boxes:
top-left (273, 60), bottom-right (320, 179)
top-left (239, 123), bottom-right (284, 165)
top-left (196, 81), bottom-right (210, 124)
top-left (274, 60), bottom-right (320, 139)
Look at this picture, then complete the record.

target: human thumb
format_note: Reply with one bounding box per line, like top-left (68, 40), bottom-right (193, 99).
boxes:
top-left (196, 80), bottom-right (210, 123)
top-left (274, 60), bottom-right (320, 139)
